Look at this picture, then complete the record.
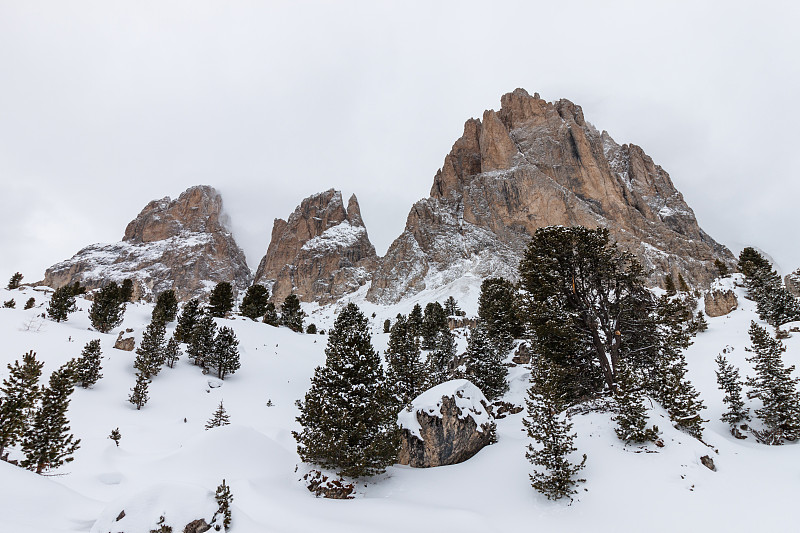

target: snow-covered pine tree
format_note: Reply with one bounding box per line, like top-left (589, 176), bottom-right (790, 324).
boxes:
top-left (213, 479), bottom-right (233, 531)
top-left (613, 359), bottom-right (658, 443)
top-left (208, 326), bottom-right (240, 380)
top-left (714, 354), bottom-right (749, 427)
top-left (6, 272), bottom-right (23, 290)
top-left (164, 335), bottom-right (182, 368)
top-left (75, 339), bottom-right (103, 388)
top-left (240, 284), bottom-right (269, 321)
top-left (523, 355), bottom-right (585, 501)
top-left (420, 302), bottom-right (448, 350)
top-left (135, 319), bottom-right (166, 378)
top-left (294, 303), bottom-right (399, 478)
top-left (385, 315), bottom-right (426, 408)
top-left (745, 321), bottom-right (800, 443)
top-left (464, 322), bottom-right (508, 401)
top-left (24, 297), bottom-right (35, 310)
top-left (0, 351), bottom-right (43, 458)
top-left (425, 329), bottom-right (457, 388)
top-left (205, 401), bottom-right (231, 430)
top-left (89, 282), bottom-right (125, 333)
top-left (128, 373), bottom-right (150, 410)
top-left (188, 313), bottom-right (217, 368)
top-left (280, 294), bottom-right (305, 332)
top-left (109, 427), bottom-right (121, 447)
top-left (477, 277), bottom-right (521, 352)
top-left (208, 282), bottom-right (235, 318)
top-left (152, 290), bottom-right (178, 325)
top-left (443, 295), bottom-right (461, 317)
top-left (47, 285), bottom-right (77, 323)
top-left (175, 298), bottom-right (202, 343)
top-left (407, 304), bottom-right (423, 337)
top-left (20, 366), bottom-right (81, 474)
top-left (714, 258), bottom-right (729, 278)
top-left (262, 302), bottom-right (280, 326)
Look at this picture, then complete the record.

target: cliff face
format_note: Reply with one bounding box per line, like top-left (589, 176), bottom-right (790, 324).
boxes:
top-left (41, 186), bottom-right (252, 301)
top-left (367, 89), bottom-right (734, 304)
top-left (253, 189), bottom-right (377, 304)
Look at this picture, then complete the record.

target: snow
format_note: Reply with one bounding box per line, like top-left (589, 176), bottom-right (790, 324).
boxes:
top-left (0, 280), bottom-right (799, 532)
top-left (397, 379), bottom-right (492, 439)
top-left (300, 221), bottom-right (366, 254)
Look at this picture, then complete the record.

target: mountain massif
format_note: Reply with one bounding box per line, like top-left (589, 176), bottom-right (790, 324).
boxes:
top-left (41, 90), bottom-right (736, 304)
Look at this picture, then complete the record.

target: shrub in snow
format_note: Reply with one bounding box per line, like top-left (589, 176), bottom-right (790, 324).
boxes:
top-left (302, 469), bottom-right (355, 499)
top-left (152, 290), bottom-right (178, 325)
top-left (6, 272), bottom-right (23, 290)
top-left (23, 297), bottom-right (35, 310)
top-left (109, 427), bottom-right (121, 447)
top-left (3, 299), bottom-right (15, 308)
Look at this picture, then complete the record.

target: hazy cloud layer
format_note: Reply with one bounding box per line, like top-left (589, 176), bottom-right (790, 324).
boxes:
top-left (1, 1), bottom-right (798, 284)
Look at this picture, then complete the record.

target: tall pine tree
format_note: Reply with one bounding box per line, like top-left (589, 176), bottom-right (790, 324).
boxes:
top-left (164, 335), bottom-right (182, 368)
top-left (134, 319), bottom-right (166, 378)
top-left (47, 285), bottom-right (77, 323)
top-left (89, 282), bottom-right (125, 333)
top-left (385, 315), bottom-right (426, 408)
top-left (463, 322), bottom-right (508, 401)
top-left (175, 299), bottom-right (202, 343)
top-left (0, 351), bottom-right (43, 458)
top-left (478, 277), bottom-right (521, 351)
top-left (152, 290), bottom-right (178, 324)
top-left (187, 314), bottom-right (217, 368)
top-left (75, 339), bottom-right (103, 388)
top-left (714, 354), bottom-right (750, 427)
top-left (208, 327), bottom-right (240, 380)
top-left (208, 282), bottom-right (235, 318)
top-left (240, 284), bottom-right (270, 321)
top-left (425, 329), bottom-right (457, 388)
top-left (262, 302), bottom-right (280, 326)
top-left (280, 294), bottom-right (305, 332)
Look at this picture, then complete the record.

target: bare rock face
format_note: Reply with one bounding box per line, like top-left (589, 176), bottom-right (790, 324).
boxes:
top-left (367, 89), bottom-right (735, 304)
top-left (41, 186), bottom-right (251, 301)
top-left (705, 288), bottom-right (738, 317)
top-left (397, 380), bottom-right (496, 468)
top-left (113, 331), bottom-right (135, 351)
top-left (253, 189), bottom-right (377, 304)
top-left (785, 269), bottom-right (800, 297)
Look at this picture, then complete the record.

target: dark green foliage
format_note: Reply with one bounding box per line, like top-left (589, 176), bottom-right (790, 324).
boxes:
top-left (68, 281), bottom-right (86, 296)
top-left (208, 282), bottom-right (235, 318)
top-left (306, 323), bottom-right (317, 335)
top-left (24, 297), bottom-right (35, 310)
top-left (187, 314), bottom-right (217, 368)
top-left (213, 479), bottom-right (233, 531)
top-left (738, 247), bottom-right (772, 277)
top-left (425, 329), bottom-right (457, 388)
top-left (280, 294), bottom-right (305, 332)
top-left (383, 319), bottom-right (391, 333)
top-left (6, 272), bottom-right (23, 290)
top-left (464, 322), bottom-right (508, 401)
top-left (89, 282), bottom-right (126, 333)
top-left (164, 335), bottom-right (182, 368)
top-left (75, 339), bottom-right (103, 388)
top-left (714, 259), bottom-right (729, 278)
top-left (47, 285), bottom-right (77, 322)
top-left (240, 284), bottom-right (270, 321)
top-left (443, 296), bottom-right (461, 317)
top-left (745, 322), bottom-right (800, 443)
top-left (407, 304), bottom-right (423, 336)
top-left (692, 311), bottom-right (709, 333)
top-left (478, 277), bottom-right (522, 348)
top-left (738, 247), bottom-right (800, 326)
top-left (21, 366), bottom-right (81, 473)
top-left (420, 302), bottom-right (449, 350)
top-left (385, 316), bottom-right (426, 408)
top-left (523, 355), bottom-right (585, 501)
top-left (205, 401), bottom-right (231, 430)
top-left (152, 290), bottom-right (178, 324)
top-left (119, 278), bottom-right (134, 302)
top-left (664, 274), bottom-right (676, 296)
top-left (134, 320), bottom-right (166, 378)
top-left (0, 351), bottom-right (43, 458)
top-left (613, 360), bottom-right (658, 443)
top-left (677, 273), bottom-right (690, 293)
top-left (209, 327), bottom-right (240, 380)
top-left (175, 299), bottom-right (202, 343)
top-left (262, 302), bottom-right (280, 326)
top-left (128, 373), bottom-right (149, 410)
top-left (714, 355), bottom-right (749, 426)
top-left (294, 303), bottom-right (399, 478)
top-left (3, 299), bottom-right (15, 308)
top-left (109, 427), bottom-right (121, 447)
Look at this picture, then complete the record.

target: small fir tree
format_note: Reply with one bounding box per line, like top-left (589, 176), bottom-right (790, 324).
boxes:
top-left (109, 427), bottom-right (121, 447)
top-left (240, 284), bottom-right (270, 321)
top-left (152, 290), bottom-right (179, 324)
top-left (164, 335), bottom-right (182, 368)
top-left (613, 360), bottom-right (658, 443)
top-left (477, 277), bottom-right (522, 350)
top-left (119, 278), bottom-right (135, 302)
top-left (47, 285), bottom-right (77, 322)
top-left (21, 366), bottom-right (81, 473)
top-left (464, 322), bottom-right (508, 401)
top-left (443, 296), bottom-right (461, 317)
top-left (306, 323), bottom-right (317, 334)
top-left (714, 259), bottom-right (729, 278)
top-left (135, 319), bottom-right (166, 378)
top-left (3, 299), bottom-right (15, 308)
top-left (24, 297), bottom-right (35, 310)
top-left (385, 316), bottom-right (426, 408)
top-left (692, 311), bottom-right (709, 333)
top-left (664, 274), bottom-right (677, 296)
top-left (6, 272), bottom-right (23, 290)
top-left (262, 302), bottom-right (280, 326)
top-left (128, 373), bottom-right (150, 410)
top-left (187, 314), bottom-right (217, 368)
top-left (175, 299), bottom-right (202, 343)
top-left (208, 327), bottom-right (240, 380)
top-left (280, 294), bottom-right (305, 332)
top-left (208, 282), bottom-right (235, 318)
top-left (425, 329), bottom-right (457, 388)
top-left (383, 319), bottom-right (391, 333)
top-left (677, 273), bottom-right (690, 293)
top-left (0, 351), bottom-right (44, 458)
top-left (407, 304), bottom-right (423, 336)
top-left (75, 339), bottom-right (103, 388)
top-left (420, 302), bottom-right (449, 350)
top-left (205, 401), bottom-right (231, 429)
top-left (714, 355), bottom-right (750, 426)
top-left (89, 282), bottom-right (125, 333)
top-left (213, 479), bottom-right (233, 531)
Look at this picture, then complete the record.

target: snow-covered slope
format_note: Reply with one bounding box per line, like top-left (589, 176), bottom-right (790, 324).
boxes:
top-left (0, 277), bottom-right (798, 533)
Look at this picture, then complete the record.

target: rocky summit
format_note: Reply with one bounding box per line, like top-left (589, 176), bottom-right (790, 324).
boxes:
top-left (254, 189), bottom-right (377, 304)
top-left (366, 89), bottom-right (735, 304)
top-left (41, 185), bottom-right (251, 301)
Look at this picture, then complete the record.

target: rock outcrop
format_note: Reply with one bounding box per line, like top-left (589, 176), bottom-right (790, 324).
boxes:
top-left (786, 269), bottom-right (800, 297)
top-left (253, 189), bottom-right (377, 304)
top-left (397, 380), bottom-right (496, 468)
top-left (113, 331), bottom-right (135, 351)
top-left (41, 186), bottom-right (251, 301)
top-left (705, 288), bottom-right (738, 317)
top-left (367, 89), bottom-right (735, 304)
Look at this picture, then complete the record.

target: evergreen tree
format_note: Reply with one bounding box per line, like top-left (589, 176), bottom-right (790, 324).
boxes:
top-left (109, 427), bottom-right (121, 447)
top-left (208, 282), bottom-right (235, 318)
top-left (613, 360), bottom-right (658, 443)
top-left (293, 303), bottom-right (399, 478)
top-left (6, 272), bottom-right (23, 290)
top-left (119, 278), bottom-right (134, 302)
top-left (262, 302), bottom-right (280, 326)
top-left (443, 296), bottom-right (461, 317)
top-left (89, 282), bottom-right (126, 333)
top-left (68, 281), bottom-right (86, 296)
top-left (478, 277), bottom-right (522, 349)
top-left (420, 302), bottom-right (449, 350)
top-left (205, 401), bottom-right (231, 429)
top-left (425, 329), bottom-right (457, 388)
top-left (523, 355), bottom-right (585, 501)
top-left (664, 274), bottom-right (677, 296)
top-left (463, 322), bottom-right (508, 401)
top-left (152, 290), bottom-right (178, 324)
top-left (187, 314), bottom-right (217, 368)
top-left (128, 373), bottom-right (150, 410)
top-left (240, 284), bottom-right (270, 321)
top-left (175, 299), bottom-right (202, 343)
top-left (407, 304), bottom-right (423, 336)
top-left (383, 319), bottom-right (391, 333)
top-left (3, 299), bottom-right (15, 308)
top-left (208, 327), bottom-right (240, 380)
top-left (692, 311), bottom-right (709, 333)
top-left (75, 339), bottom-right (103, 388)
top-left (714, 355), bottom-right (750, 426)
top-left (213, 479), bottom-right (233, 531)
top-left (745, 322), bottom-right (800, 443)
top-left (677, 273), bottom-right (690, 293)
top-left (24, 297), bottom-right (35, 310)
top-left (47, 285), bottom-right (77, 323)
top-left (738, 247), bottom-right (800, 326)
top-left (738, 247), bottom-right (772, 278)
top-left (385, 316), bottom-right (426, 408)
top-left (714, 259), bottom-right (729, 278)
top-left (280, 294), bottom-right (305, 332)
top-left (0, 351), bottom-right (43, 458)
top-left (306, 323), bottom-right (317, 334)
top-left (134, 319), bottom-right (166, 378)
top-left (21, 367), bottom-right (81, 473)
top-left (164, 335), bottom-right (182, 368)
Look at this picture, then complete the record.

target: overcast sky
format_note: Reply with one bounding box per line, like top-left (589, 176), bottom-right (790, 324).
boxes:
top-left (1, 1), bottom-right (798, 285)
